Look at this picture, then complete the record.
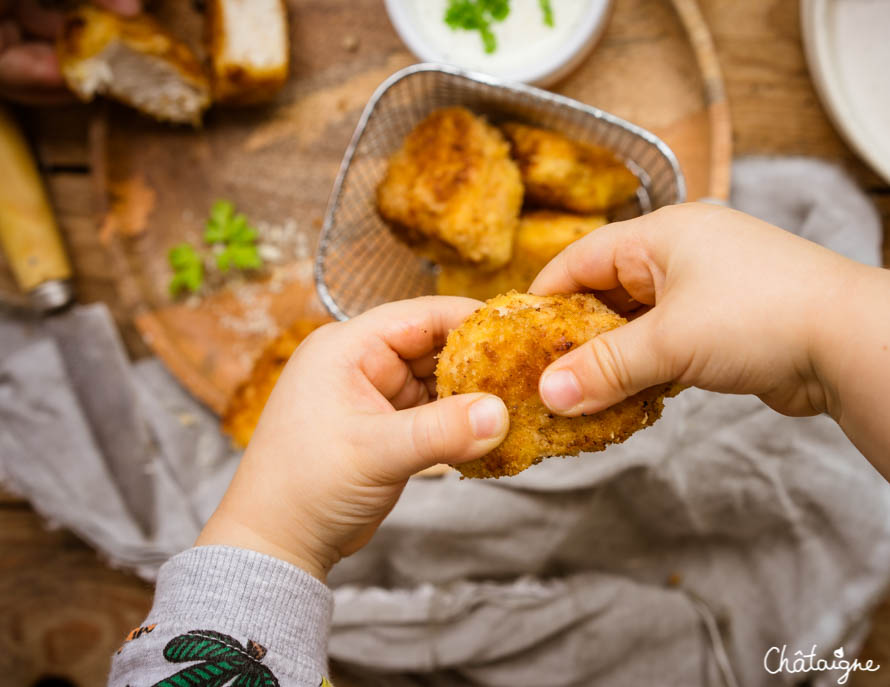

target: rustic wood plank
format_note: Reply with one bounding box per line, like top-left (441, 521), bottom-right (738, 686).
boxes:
top-left (22, 104), bottom-right (93, 169)
top-left (699, 0), bottom-right (890, 260)
top-left (0, 509), bottom-right (153, 687)
top-left (43, 173), bottom-right (150, 356)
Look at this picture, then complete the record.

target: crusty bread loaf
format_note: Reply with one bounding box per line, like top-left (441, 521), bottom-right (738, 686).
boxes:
top-left (58, 6), bottom-right (211, 125)
top-left (206, 0), bottom-right (290, 104)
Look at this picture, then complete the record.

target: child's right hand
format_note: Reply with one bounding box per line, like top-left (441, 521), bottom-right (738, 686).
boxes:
top-left (197, 297), bottom-right (510, 581)
top-left (531, 202), bottom-right (890, 469)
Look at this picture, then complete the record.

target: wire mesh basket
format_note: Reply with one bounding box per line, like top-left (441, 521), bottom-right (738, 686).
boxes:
top-left (315, 63), bottom-right (686, 320)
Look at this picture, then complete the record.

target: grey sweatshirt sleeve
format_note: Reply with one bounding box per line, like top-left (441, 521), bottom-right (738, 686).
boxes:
top-left (109, 545), bottom-right (334, 687)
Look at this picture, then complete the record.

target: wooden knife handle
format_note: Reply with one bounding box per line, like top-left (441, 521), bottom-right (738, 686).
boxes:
top-left (0, 106), bottom-right (72, 292)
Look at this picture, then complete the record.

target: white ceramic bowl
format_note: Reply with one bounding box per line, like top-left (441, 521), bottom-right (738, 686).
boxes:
top-left (801, 0), bottom-right (890, 184)
top-left (384, 0), bottom-right (613, 88)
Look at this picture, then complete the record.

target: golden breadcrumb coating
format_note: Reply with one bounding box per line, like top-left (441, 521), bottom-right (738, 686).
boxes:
top-left (437, 210), bottom-right (606, 300)
top-left (501, 122), bottom-right (639, 213)
top-left (436, 292), bottom-right (674, 478)
top-left (206, 0), bottom-right (290, 104)
top-left (222, 319), bottom-right (326, 447)
top-left (377, 107), bottom-right (523, 269)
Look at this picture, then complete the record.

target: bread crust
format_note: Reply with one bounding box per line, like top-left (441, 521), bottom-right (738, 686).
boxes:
top-left (206, 0), bottom-right (290, 104)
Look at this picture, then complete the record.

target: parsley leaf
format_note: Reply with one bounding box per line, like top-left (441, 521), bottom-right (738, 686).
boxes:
top-left (168, 243), bottom-right (204, 295)
top-left (168, 200), bottom-right (264, 298)
top-left (539, 0), bottom-right (554, 27)
top-left (486, 0), bottom-right (510, 21)
top-left (204, 200), bottom-right (259, 245)
top-left (444, 0), bottom-right (511, 54)
top-left (203, 199), bottom-right (262, 273)
top-left (216, 242), bottom-right (262, 272)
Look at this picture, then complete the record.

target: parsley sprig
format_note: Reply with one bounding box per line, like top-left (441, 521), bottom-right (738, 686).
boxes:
top-left (167, 200), bottom-right (264, 297)
top-left (445, 0), bottom-right (510, 54)
top-left (203, 200), bottom-right (262, 272)
top-left (444, 0), bottom-right (555, 54)
top-left (539, 0), bottom-right (554, 27)
top-left (168, 243), bottom-right (204, 295)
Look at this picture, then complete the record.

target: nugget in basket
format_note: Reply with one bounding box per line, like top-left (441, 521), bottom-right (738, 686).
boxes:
top-left (437, 210), bottom-right (606, 300)
top-left (501, 121), bottom-right (640, 213)
top-left (436, 292), bottom-right (676, 479)
top-left (376, 106), bottom-right (523, 269)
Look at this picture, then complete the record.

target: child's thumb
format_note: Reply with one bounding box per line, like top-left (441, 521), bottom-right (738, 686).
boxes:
top-left (378, 393), bottom-right (509, 477)
top-left (539, 312), bottom-right (670, 416)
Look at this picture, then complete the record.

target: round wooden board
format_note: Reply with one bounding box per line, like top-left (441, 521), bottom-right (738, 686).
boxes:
top-left (97, 0), bottom-right (730, 414)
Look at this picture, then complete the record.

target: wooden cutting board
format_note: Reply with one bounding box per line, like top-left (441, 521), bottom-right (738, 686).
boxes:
top-left (96, 0), bottom-right (730, 414)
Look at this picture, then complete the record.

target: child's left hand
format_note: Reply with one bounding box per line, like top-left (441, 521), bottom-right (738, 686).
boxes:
top-left (197, 297), bottom-right (509, 581)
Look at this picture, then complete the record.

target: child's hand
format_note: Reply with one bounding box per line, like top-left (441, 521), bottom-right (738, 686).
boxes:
top-left (197, 297), bottom-right (509, 580)
top-left (531, 202), bottom-right (881, 434)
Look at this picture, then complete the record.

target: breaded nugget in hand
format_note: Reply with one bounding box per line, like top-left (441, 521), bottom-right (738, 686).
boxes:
top-left (378, 107), bottom-right (523, 269)
top-left (436, 291), bottom-right (674, 478)
top-left (501, 122), bottom-right (638, 213)
top-left (437, 210), bottom-right (606, 300)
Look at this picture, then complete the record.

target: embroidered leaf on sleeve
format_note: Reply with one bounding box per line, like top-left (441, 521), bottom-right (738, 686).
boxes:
top-left (164, 630), bottom-right (250, 663)
top-left (232, 666), bottom-right (279, 687)
top-left (154, 662), bottom-right (244, 687)
top-left (152, 631), bottom-right (279, 687)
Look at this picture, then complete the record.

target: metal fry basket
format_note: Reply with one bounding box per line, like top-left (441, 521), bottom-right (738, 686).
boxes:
top-left (315, 63), bottom-right (686, 321)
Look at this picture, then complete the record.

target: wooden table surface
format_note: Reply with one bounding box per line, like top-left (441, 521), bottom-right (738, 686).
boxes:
top-left (2, 1), bottom-right (888, 685)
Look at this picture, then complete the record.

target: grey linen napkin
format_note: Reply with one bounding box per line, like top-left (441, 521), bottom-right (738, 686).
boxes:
top-left (0, 307), bottom-right (240, 578)
top-left (0, 157), bottom-right (888, 686)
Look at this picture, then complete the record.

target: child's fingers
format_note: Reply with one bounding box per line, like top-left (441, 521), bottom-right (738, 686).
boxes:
top-left (388, 375), bottom-right (430, 411)
top-left (529, 208), bottom-right (686, 301)
top-left (529, 221), bottom-right (627, 296)
top-left (538, 310), bottom-right (679, 416)
top-left (366, 392), bottom-right (508, 479)
top-left (351, 296), bottom-right (482, 361)
top-left (407, 351), bottom-right (439, 379)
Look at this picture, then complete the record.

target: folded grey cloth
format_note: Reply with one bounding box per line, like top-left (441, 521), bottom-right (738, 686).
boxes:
top-left (0, 306), bottom-right (240, 578)
top-left (0, 156), bottom-right (887, 686)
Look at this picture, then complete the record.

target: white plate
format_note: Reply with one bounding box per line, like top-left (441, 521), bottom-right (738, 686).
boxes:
top-left (384, 0), bottom-right (613, 88)
top-left (801, 0), bottom-right (890, 183)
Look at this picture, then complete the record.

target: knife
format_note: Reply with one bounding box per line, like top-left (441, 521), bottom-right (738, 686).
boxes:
top-left (0, 106), bottom-right (156, 535)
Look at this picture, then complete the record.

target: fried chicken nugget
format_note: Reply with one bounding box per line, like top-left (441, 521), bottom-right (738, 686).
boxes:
top-left (436, 292), bottom-right (673, 478)
top-left (377, 107), bottom-right (523, 269)
top-left (437, 211), bottom-right (606, 300)
top-left (501, 122), bottom-right (639, 213)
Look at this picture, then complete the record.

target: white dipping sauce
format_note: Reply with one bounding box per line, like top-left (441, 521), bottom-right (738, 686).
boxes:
top-left (401, 0), bottom-right (590, 78)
